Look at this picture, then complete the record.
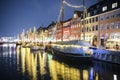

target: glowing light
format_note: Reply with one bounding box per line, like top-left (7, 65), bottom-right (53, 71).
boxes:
top-left (83, 70), bottom-right (88, 80)
top-left (113, 74), bottom-right (117, 80)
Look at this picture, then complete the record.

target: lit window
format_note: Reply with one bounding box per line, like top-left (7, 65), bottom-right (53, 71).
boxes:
top-left (111, 13), bottom-right (114, 18)
top-left (106, 15), bottom-right (109, 19)
top-left (116, 22), bottom-right (120, 29)
top-left (116, 10), bottom-right (120, 17)
top-left (100, 24), bottom-right (104, 30)
top-left (112, 2), bottom-right (117, 8)
top-left (106, 24), bottom-right (109, 30)
top-left (111, 23), bottom-right (114, 29)
top-left (100, 16), bottom-right (104, 20)
top-left (74, 13), bottom-right (77, 18)
top-left (102, 6), bottom-right (107, 12)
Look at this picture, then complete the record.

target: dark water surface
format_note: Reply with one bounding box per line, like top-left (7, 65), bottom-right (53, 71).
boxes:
top-left (0, 46), bottom-right (120, 80)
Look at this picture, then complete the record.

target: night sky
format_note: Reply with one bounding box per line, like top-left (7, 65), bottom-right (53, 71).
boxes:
top-left (0, 0), bottom-right (98, 36)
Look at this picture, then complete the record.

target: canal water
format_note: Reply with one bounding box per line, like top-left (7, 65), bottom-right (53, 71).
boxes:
top-left (0, 45), bottom-right (120, 80)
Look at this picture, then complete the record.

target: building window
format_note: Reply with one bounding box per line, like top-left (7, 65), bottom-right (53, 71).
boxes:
top-left (116, 22), bottom-right (120, 29)
top-left (89, 27), bottom-right (91, 31)
top-left (92, 18), bottom-right (94, 22)
top-left (111, 23), bottom-right (114, 29)
top-left (106, 14), bottom-right (109, 19)
top-left (97, 5), bottom-right (100, 8)
top-left (112, 2), bottom-right (117, 9)
top-left (100, 24), bottom-right (104, 30)
top-left (89, 18), bottom-right (91, 23)
top-left (82, 21), bottom-right (83, 25)
top-left (82, 27), bottom-right (84, 32)
top-left (86, 27), bottom-right (89, 32)
top-left (94, 10), bottom-right (97, 14)
top-left (100, 16), bottom-right (104, 20)
top-left (96, 25), bottom-right (98, 31)
top-left (86, 19), bottom-right (88, 24)
top-left (85, 20), bottom-right (87, 24)
top-left (92, 26), bottom-right (94, 31)
top-left (74, 13), bottom-right (77, 18)
top-left (102, 6), bottom-right (107, 12)
top-left (96, 17), bottom-right (98, 22)
top-left (106, 24), bottom-right (109, 30)
top-left (111, 13), bottom-right (114, 18)
top-left (116, 11), bottom-right (120, 17)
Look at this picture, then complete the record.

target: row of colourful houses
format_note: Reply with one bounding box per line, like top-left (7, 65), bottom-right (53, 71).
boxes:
top-left (20, 0), bottom-right (120, 48)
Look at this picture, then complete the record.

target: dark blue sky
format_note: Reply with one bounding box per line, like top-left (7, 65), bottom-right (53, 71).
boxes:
top-left (0, 0), bottom-right (98, 36)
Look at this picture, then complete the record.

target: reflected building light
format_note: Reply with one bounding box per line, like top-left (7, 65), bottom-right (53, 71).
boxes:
top-left (2, 44), bottom-right (9, 47)
top-left (13, 49), bottom-right (16, 54)
top-left (26, 49), bottom-right (32, 76)
top-left (38, 52), bottom-right (46, 77)
top-left (21, 48), bottom-right (26, 74)
top-left (48, 58), bottom-right (80, 80)
top-left (83, 70), bottom-right (88, 80)
top-left (90, 68), bottom-right (94, 80)
top-left (9, 44), bottom-right (16, 47)
top-left (113, 74), bottom-right (117, 80)
top-left (31, 54), bottom-right (37, 80)
top-left (16, 49), bottom-right (20, 71)
top-left (95, 72), bottom-right (99, 80)
top-left (2, 44), bottom-right (16, 48)
top-left (47, 54), bottom-right (53, 60)
top-left (9, 49), bottom-right (12, 58)
top-left (3, 51), bottom-right (8, 57)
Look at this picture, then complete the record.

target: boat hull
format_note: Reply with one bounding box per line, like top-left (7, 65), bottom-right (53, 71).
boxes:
top-left (93, 51), bottom-right (120, 64)
top-left (52, 48), bottom-right (92, 62)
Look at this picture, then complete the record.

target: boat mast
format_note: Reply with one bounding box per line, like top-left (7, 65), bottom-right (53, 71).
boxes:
top-left (62, 0), bottom-right (64, 21)
top-left (61, 0), bottom-right (64, 42)
top-left (83, 0), bottom-right (85, 41)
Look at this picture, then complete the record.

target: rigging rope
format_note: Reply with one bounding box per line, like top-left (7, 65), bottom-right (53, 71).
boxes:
top-left (57, 6), bottom-right (63, 22)
top-left (63, 0), bottom-right (83, 8)
top-left (57, 0), bottom-right (84, 22)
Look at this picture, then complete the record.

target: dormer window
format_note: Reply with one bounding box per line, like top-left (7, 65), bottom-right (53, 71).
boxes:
top-left (102, 6), bottom-right (107, 12)
top-left (112, 2), bottom-right (117, 9)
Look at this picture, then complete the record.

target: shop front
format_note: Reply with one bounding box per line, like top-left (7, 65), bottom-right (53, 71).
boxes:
top-left (106, 33), bottom-right (120, 50)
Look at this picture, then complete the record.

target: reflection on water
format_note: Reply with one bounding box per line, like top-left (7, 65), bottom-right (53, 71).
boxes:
top-left (18, 47), bottom-right (38, 80)
top-left (0, 45), bottom-right (120, 80)
top-left (93, 60), bottom-right (120, 80)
